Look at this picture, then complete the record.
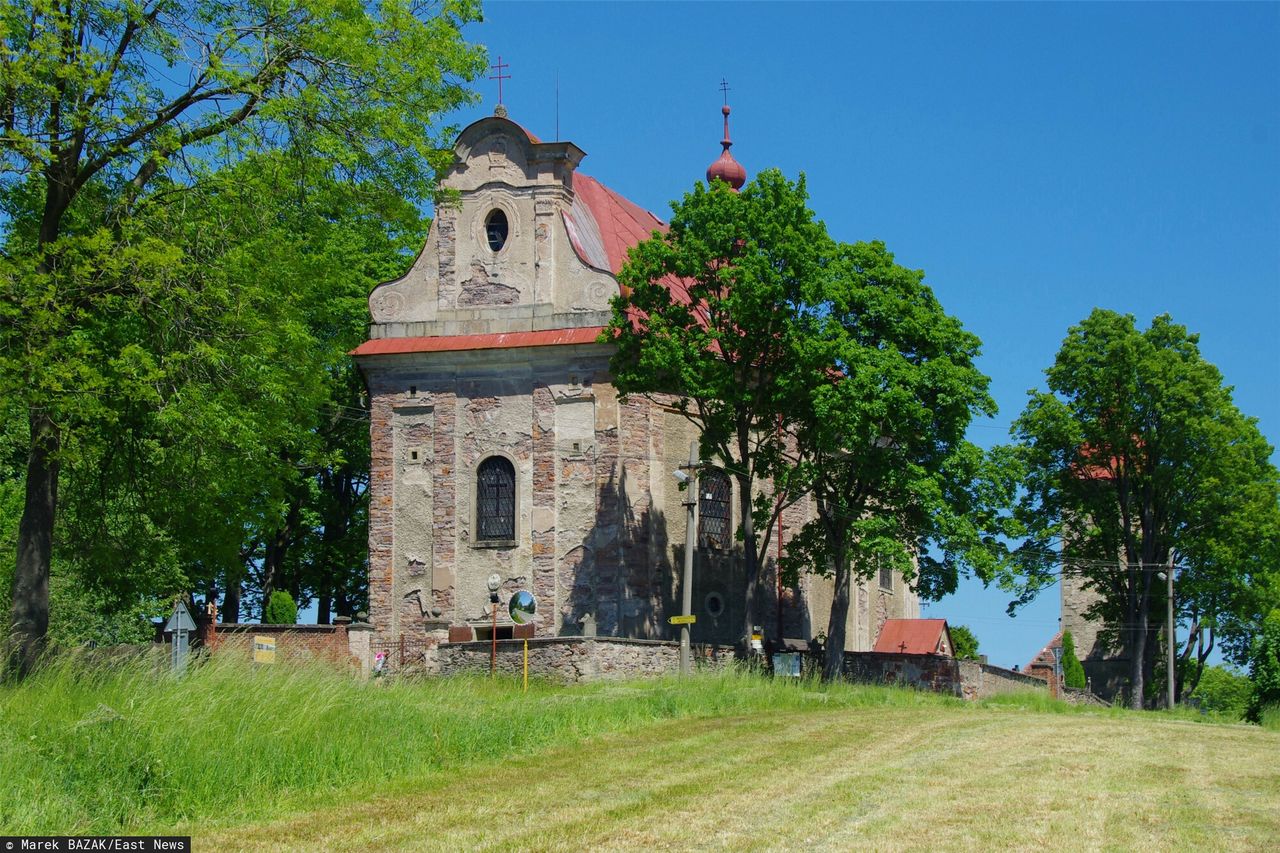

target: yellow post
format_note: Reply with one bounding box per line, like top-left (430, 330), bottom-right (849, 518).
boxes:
top-left (523, 638), bottom-right (529, 693)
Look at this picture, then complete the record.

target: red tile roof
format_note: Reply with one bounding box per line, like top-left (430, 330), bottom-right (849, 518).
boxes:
top-left (564, 172), bottom-right (666, 277)
top-left (1026, 631), bottom-right (1063, 672)
top-left (873, 619), bottom-right (953, 656)
top-left (351, 327), bottom-right (605, 357)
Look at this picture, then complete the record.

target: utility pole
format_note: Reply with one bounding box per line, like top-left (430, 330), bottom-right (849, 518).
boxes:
top-left (680, 439), bottom-right (697, 676)
top-left (1166, 554), bottom-right (1176, 710)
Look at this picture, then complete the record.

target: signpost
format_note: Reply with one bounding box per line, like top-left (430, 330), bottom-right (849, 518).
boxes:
top-left (668, 614), bottom-right (697, 626)
top-left (772, 652), bottom-right (802, 677)
top-left (164, 600), bottom-right (197, 675)
top-left (253, 636), bottom-right (276, 664)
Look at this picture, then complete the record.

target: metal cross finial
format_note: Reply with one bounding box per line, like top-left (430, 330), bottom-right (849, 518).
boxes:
top-left (490, 56), bottom-right (511, 105)
top-left (719, 78), bottom-right (730, 105)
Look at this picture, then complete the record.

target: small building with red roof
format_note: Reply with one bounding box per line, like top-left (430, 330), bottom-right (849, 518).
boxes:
top-left (354, 101), bottom-right (919, 655)
top-left (873, 619), bottom-right (954, 656)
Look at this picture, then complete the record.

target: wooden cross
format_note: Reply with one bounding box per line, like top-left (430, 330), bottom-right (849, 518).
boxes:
top-left (490, 56), bottom-right (511, 105)
top-left (719, 78), bottom-right (730, 105)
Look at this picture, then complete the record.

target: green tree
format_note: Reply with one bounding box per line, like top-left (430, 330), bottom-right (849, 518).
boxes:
top-left (1246, 609), bottom-right (1280, 723)
top-left (950, 625), bottom-right (980, 661)
top-left (778, 240), bottom-right (1011, 681)
top-left (1003, 310), bottom-right (1280, 709)
top-left (155, 150), bottom-right (425, 624)
top-left (1189, 664), bottom-right (1251, 720)
top-left (262, 590), bottom-right (297, 626)
top-left (1061, 630), bottom-right (1086, 689)
top-left (605, 171), bottom-right (829, 648)
top-left (0, 0), bottom-right (484, 671)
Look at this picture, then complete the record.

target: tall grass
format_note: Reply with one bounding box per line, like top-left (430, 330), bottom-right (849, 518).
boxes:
top-left (0, 652), bottom-right (954, 833)
top-left (1261, 704), bottom-right (1280, 732)
top-left (4, 653), bottom-right (1257, 834)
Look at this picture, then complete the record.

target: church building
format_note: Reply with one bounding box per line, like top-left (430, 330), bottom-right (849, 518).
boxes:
top-left (352, 102), bottom-right (920, 658)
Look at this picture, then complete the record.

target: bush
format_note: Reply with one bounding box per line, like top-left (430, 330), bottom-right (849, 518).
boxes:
top-left (1260, 705), bottom-right (1280, 732)
top-left (1246, 610), bottom-right (1280, 724)
top-left (1061, 631), bottom-right (1087, 689)
top-left (262, 591), bottom-right (298, 625)
top-left (1188, 665), bottom-right (1251, 719)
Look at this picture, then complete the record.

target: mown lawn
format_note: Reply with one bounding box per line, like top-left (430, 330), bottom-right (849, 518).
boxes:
top-left (2, 654), bottom-right (1276, 851)
top-left (204, 701), bottom-right (1278, 852)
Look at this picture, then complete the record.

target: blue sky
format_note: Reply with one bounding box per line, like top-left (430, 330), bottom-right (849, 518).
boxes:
top-left (444, 2), bottom-right (1279, 668)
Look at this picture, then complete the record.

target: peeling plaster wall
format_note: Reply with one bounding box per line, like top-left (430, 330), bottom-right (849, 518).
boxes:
top-left (365, 116), bottom-right (617, 338)
top-left (366, 350), bottom-right (922, 654)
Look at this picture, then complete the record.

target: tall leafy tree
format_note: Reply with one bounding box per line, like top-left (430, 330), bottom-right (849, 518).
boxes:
top-left (0, 0), bottom-right (484, 670)
top-left (605, 171), bottom-right (828, 648)
top-left (1004, 310), bottom-right (1280, 709)
top-left (779, 240), bottom-right (1009, 680)
top-left (950, 625), bottom-right (980, 661)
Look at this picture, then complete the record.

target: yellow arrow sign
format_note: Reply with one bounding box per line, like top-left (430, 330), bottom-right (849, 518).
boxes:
top-left (668, 614), bottom-right (697, 625)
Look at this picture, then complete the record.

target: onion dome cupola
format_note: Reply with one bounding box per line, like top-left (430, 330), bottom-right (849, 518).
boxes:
top-left (706, 98), bottom-right (747, 191)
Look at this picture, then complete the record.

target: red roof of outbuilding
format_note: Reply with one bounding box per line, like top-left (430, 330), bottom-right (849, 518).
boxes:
top-left (873, 619), bottom-right (952, 656)
top-left (1026, 631), bottom-right (1063, 671)
top-left (351, 326), bottom-right (605, 357)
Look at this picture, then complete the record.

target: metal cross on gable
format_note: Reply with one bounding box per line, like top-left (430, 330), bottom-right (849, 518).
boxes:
top-left (490, 55), bottom-right (511, 105)
top-left (719, 78), bottom-right (730, 105)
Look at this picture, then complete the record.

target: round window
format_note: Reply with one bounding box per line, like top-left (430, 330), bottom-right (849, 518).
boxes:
top-left (485, 209), bottom-right (509, 252)
top-left (704, 591), bottom-right (725, 618)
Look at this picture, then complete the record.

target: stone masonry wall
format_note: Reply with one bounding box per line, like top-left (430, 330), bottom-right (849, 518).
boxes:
top-left (437, 637), bottom-right (685, 683)
top-left (959, 660), bottom-right (1051, 700)
top-left (843, 651), bottom-right (964, 696)
top-left (841, 652), bottom-right (1047, 700)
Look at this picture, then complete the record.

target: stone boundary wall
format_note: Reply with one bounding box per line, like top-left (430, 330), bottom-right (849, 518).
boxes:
top-left (961, 660), bottom-right (1051, 700)
top-left (841, 651), bottom-right (964, 696)
top-left (436, 637), bottom-right (731, 683)
top-left (1062, 685), bottom-right (1111, 707)
top-left (840, 652), bottom-right (1047, 700)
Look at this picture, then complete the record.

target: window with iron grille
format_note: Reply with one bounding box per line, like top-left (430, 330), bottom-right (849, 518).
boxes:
top-left (698, 468), bottom-right (731, 550)
top-left (476, 456), bottom-right (515, 541)
top-left (879, 564), bottom-right (894, 592)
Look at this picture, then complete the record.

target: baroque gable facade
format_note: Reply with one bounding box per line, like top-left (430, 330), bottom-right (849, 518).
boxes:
top-left (353, 110), bottom-right (920, 656)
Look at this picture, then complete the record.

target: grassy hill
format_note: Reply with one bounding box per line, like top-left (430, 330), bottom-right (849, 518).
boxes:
top-left (2, 655), bottom-right (1276, 850)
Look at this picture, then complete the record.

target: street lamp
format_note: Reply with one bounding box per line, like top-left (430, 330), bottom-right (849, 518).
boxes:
top-left (676, 440), bottom-right (697, 676)
top-left (487, 572), bottom-right (501, 677)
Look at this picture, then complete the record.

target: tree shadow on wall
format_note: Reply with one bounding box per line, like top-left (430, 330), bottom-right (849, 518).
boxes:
top-left (555, 458), bottom-right (814, 650)
top-left (558, 461), bottom-right (675, 639)
top-left (556, 460), bottom-right (757, 651)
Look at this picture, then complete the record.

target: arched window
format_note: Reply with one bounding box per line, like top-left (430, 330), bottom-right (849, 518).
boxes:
top-left (485, 209), bottom-right (509, 252)
top-left (697, 468), bottom-right (731, 550)
top-left (477, 456), bottom-right (516, 541)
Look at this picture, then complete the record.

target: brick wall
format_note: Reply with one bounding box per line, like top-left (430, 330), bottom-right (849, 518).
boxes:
top-left (197, 623), bottom-right (365, 669)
